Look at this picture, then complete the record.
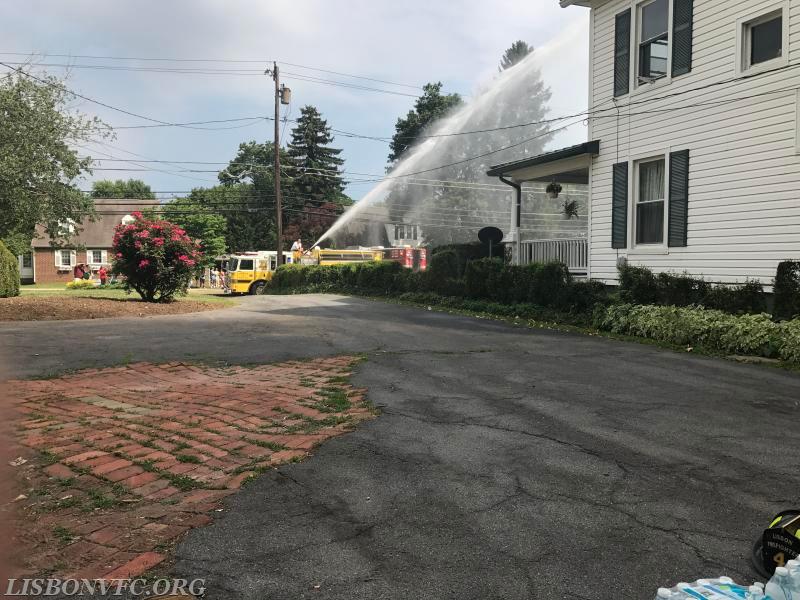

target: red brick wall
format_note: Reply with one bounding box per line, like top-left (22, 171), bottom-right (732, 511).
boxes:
top-left (31, 249), bottom-right (90, 284)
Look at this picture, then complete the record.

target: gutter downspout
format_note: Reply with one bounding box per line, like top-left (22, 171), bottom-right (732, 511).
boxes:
top-left (499, 175), bottom-right (522, 265)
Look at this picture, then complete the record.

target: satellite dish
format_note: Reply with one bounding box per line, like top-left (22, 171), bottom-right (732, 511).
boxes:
top-left (478, 227), bottom-right (504, 245)
top-left (478, 227), bottom-right (504, 259)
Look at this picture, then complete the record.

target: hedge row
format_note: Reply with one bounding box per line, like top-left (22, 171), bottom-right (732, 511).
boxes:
top-left (463, 258), bottom-right (608, 314)
top-left (0, 240), bottom-right (20, 298)
top-left (270, 261), bottom-right (413, 295)
top-left (269, 258), bottom-right (606, 318)
top-left (618, 264), bottom-right (767, 315)
top-left (594, 303), bottom-right (800, 363)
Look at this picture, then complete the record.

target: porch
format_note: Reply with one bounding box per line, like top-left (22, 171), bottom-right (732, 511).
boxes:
top-left (487, 140), bottom-right (599, 275)
top-left (520, 238), bottom-right (588, 276)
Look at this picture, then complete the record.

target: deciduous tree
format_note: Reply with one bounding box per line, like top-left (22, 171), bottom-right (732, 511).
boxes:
top-left (91, 179), bottom-right (155, 199)
top-left (388, 83), bottom-right (463, 165)
top-left (161, 197), bottom-right (227, 265)
top-left (0, 70), bottom-right (109, 255)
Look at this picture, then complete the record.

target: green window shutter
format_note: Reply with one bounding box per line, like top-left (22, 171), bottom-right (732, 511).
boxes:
top-left (612, 162), bottom-right (629, 249)
top-left (668, 150), bottom-right (690, 247)
top-left (614, 10), bottom-right (632, 97)
top-left (672, 0), bottom-right (694, 77)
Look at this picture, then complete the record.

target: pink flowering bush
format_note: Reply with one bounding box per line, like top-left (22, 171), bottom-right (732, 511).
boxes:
top-left (111, 212), bottom-right (202, 302)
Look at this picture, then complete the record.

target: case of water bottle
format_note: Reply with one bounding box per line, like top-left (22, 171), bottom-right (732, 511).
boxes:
top-left (653, 559), bottom-right (800, 599)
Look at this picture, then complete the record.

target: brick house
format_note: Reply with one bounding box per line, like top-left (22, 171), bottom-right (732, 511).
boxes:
top-left (18, 199), bottom-right (159, 284)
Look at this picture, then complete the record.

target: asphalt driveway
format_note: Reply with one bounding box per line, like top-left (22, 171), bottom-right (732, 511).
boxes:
top-left (2, 294), bottom-right (799, 599)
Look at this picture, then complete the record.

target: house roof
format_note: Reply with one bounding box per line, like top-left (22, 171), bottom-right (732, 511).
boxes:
top-left (32, 198), bottom-right (161, 248)
top-left (559, 0), bottom-right (591, 7)
top-left (486, 140), bottom-right (600, 177)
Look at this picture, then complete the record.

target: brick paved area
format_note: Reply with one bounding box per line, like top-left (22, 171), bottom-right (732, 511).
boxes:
top-left (3, 357), bottom-right (372, 579)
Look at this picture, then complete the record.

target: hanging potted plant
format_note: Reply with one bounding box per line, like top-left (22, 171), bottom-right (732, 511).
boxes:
top-left (546, 181), bottom-right (562, 199)
top-left (562, 198), bottom-right (579, 219)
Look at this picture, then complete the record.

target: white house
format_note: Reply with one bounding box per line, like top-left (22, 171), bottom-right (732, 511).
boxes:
top-left (384, 223), bottom-right (424, 248)
top-left (489, 0), bottom-right (800, 286)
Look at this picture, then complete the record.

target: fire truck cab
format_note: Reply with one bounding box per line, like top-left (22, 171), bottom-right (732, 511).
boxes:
top-left (224, 251), bottom-right (293, 295)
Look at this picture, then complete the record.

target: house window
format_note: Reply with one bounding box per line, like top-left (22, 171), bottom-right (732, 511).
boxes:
top-left (636, 158), bottom-right (666, 245)
top-left (744, 11), bottom-right (783, 68)
top-left (638, 0), bottom-right (669, 81)
top-left (22, 253), bottom-right (33, 269)
top-left (394, 225), bottom-right (418, 241)
top-left (88, 250), bottom-right (104, 265)
top-left (58, 250), bottom-right (74, 268)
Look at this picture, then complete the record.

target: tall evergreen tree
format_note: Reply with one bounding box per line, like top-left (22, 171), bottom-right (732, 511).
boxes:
top-left (287, 106), bottom-right (346, 202)
top-left (499, 40), bottom-right (533, 71)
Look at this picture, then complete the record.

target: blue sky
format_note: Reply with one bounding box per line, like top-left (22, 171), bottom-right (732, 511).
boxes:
top-left (3, 0), bottom-right (589, 201)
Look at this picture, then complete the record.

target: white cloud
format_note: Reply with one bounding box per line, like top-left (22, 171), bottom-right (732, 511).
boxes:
top-left (3, 0), bottom-right (590, 197)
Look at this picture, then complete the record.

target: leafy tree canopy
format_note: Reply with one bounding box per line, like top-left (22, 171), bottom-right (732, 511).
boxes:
top-left (161, 197), bottom-right (228, 265)
top-left (190, 184), bottom-right (270, 254)
top-left (500, 40), bottom-right (533, 71)
top-left (388, 83), bottom-right (463, 165)
top-left (91, 179), bottom-right (155, 199)
top-left (215, 135), bottom-right (351, 250)
top-left (0, 70), bottom-right (109, 255)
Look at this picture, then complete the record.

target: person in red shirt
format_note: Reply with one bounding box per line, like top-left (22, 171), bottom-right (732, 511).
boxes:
top-left (98, 266), bottom-right (108, 286)
top-left (73, 263), bottom-right (85, 281)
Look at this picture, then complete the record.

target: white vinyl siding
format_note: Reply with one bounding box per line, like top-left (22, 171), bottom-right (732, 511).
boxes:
top-left (587, 0), bottom-right (800, 285)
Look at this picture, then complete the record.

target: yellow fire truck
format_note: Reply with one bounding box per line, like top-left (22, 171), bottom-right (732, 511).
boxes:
top-left (294, 247), bottom-right (427, 270)
top-left (223, 251), bottom-right (293, 295)
top-left (295, 247), bottom-right (384, 266)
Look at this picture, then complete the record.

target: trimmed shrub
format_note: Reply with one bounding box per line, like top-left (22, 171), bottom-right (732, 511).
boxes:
top-left (702, 279), bottom-right (766, 315)
top-left (426, 249), bottom-right (460, 281)
top-left (464, 258), bottom-right (504, 300)
top-left (774, 261), bottom-right (800, 321)
top-left (656, 272), bottom-right (709, 306)
top-left (619, 264), bottom-right (659, 305)
top-left (431, 243), bottom-right (490, 277)
top-left (594, 303), bottom-right (800, 362)
top-left (619, 263), bottom-right (766, 315)
top-left (270, 261), bottom-right (411, 296)
top-left (0, 240), bottom-right (20, 298)
top-left (526, 261), bottom-right (572, 307)
top-left (560, 280), bottom-right (610, 314)
top-left (112, 212), bottom-right (202, 302)
top-left (65, 279), bottom-right (97, 290)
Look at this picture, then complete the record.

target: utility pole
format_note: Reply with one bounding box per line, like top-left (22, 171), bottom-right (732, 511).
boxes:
top-left (267, 61), bottom-right (283, 265)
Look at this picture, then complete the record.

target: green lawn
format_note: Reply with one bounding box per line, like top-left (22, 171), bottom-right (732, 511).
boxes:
top-left (19, 285), bottom-right (235, 305)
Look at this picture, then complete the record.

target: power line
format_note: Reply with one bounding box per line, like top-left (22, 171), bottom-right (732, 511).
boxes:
top-left (0, 61), bottom-right (220, 130)
top-left (0, 52), bottom-right (427, 90)
top-left (278, 61), bottom-right (422, 91)
top-left (0, 61), bottom-right (421, 98)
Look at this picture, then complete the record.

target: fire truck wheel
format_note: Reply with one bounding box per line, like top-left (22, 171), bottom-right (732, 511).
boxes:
top-left (250, 281), bottom-right (267, 295)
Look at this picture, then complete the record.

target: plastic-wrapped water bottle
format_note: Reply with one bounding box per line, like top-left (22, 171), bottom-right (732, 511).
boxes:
top-left (746, 584), bottom-right (765, 600)
top-left (787, 560), bottom-right (800, 595)
top-left (765, 566), bottom-right (793, 600)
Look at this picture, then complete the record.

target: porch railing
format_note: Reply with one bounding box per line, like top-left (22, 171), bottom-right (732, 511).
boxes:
top-left (519, 238), bottom-right (588, 274)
